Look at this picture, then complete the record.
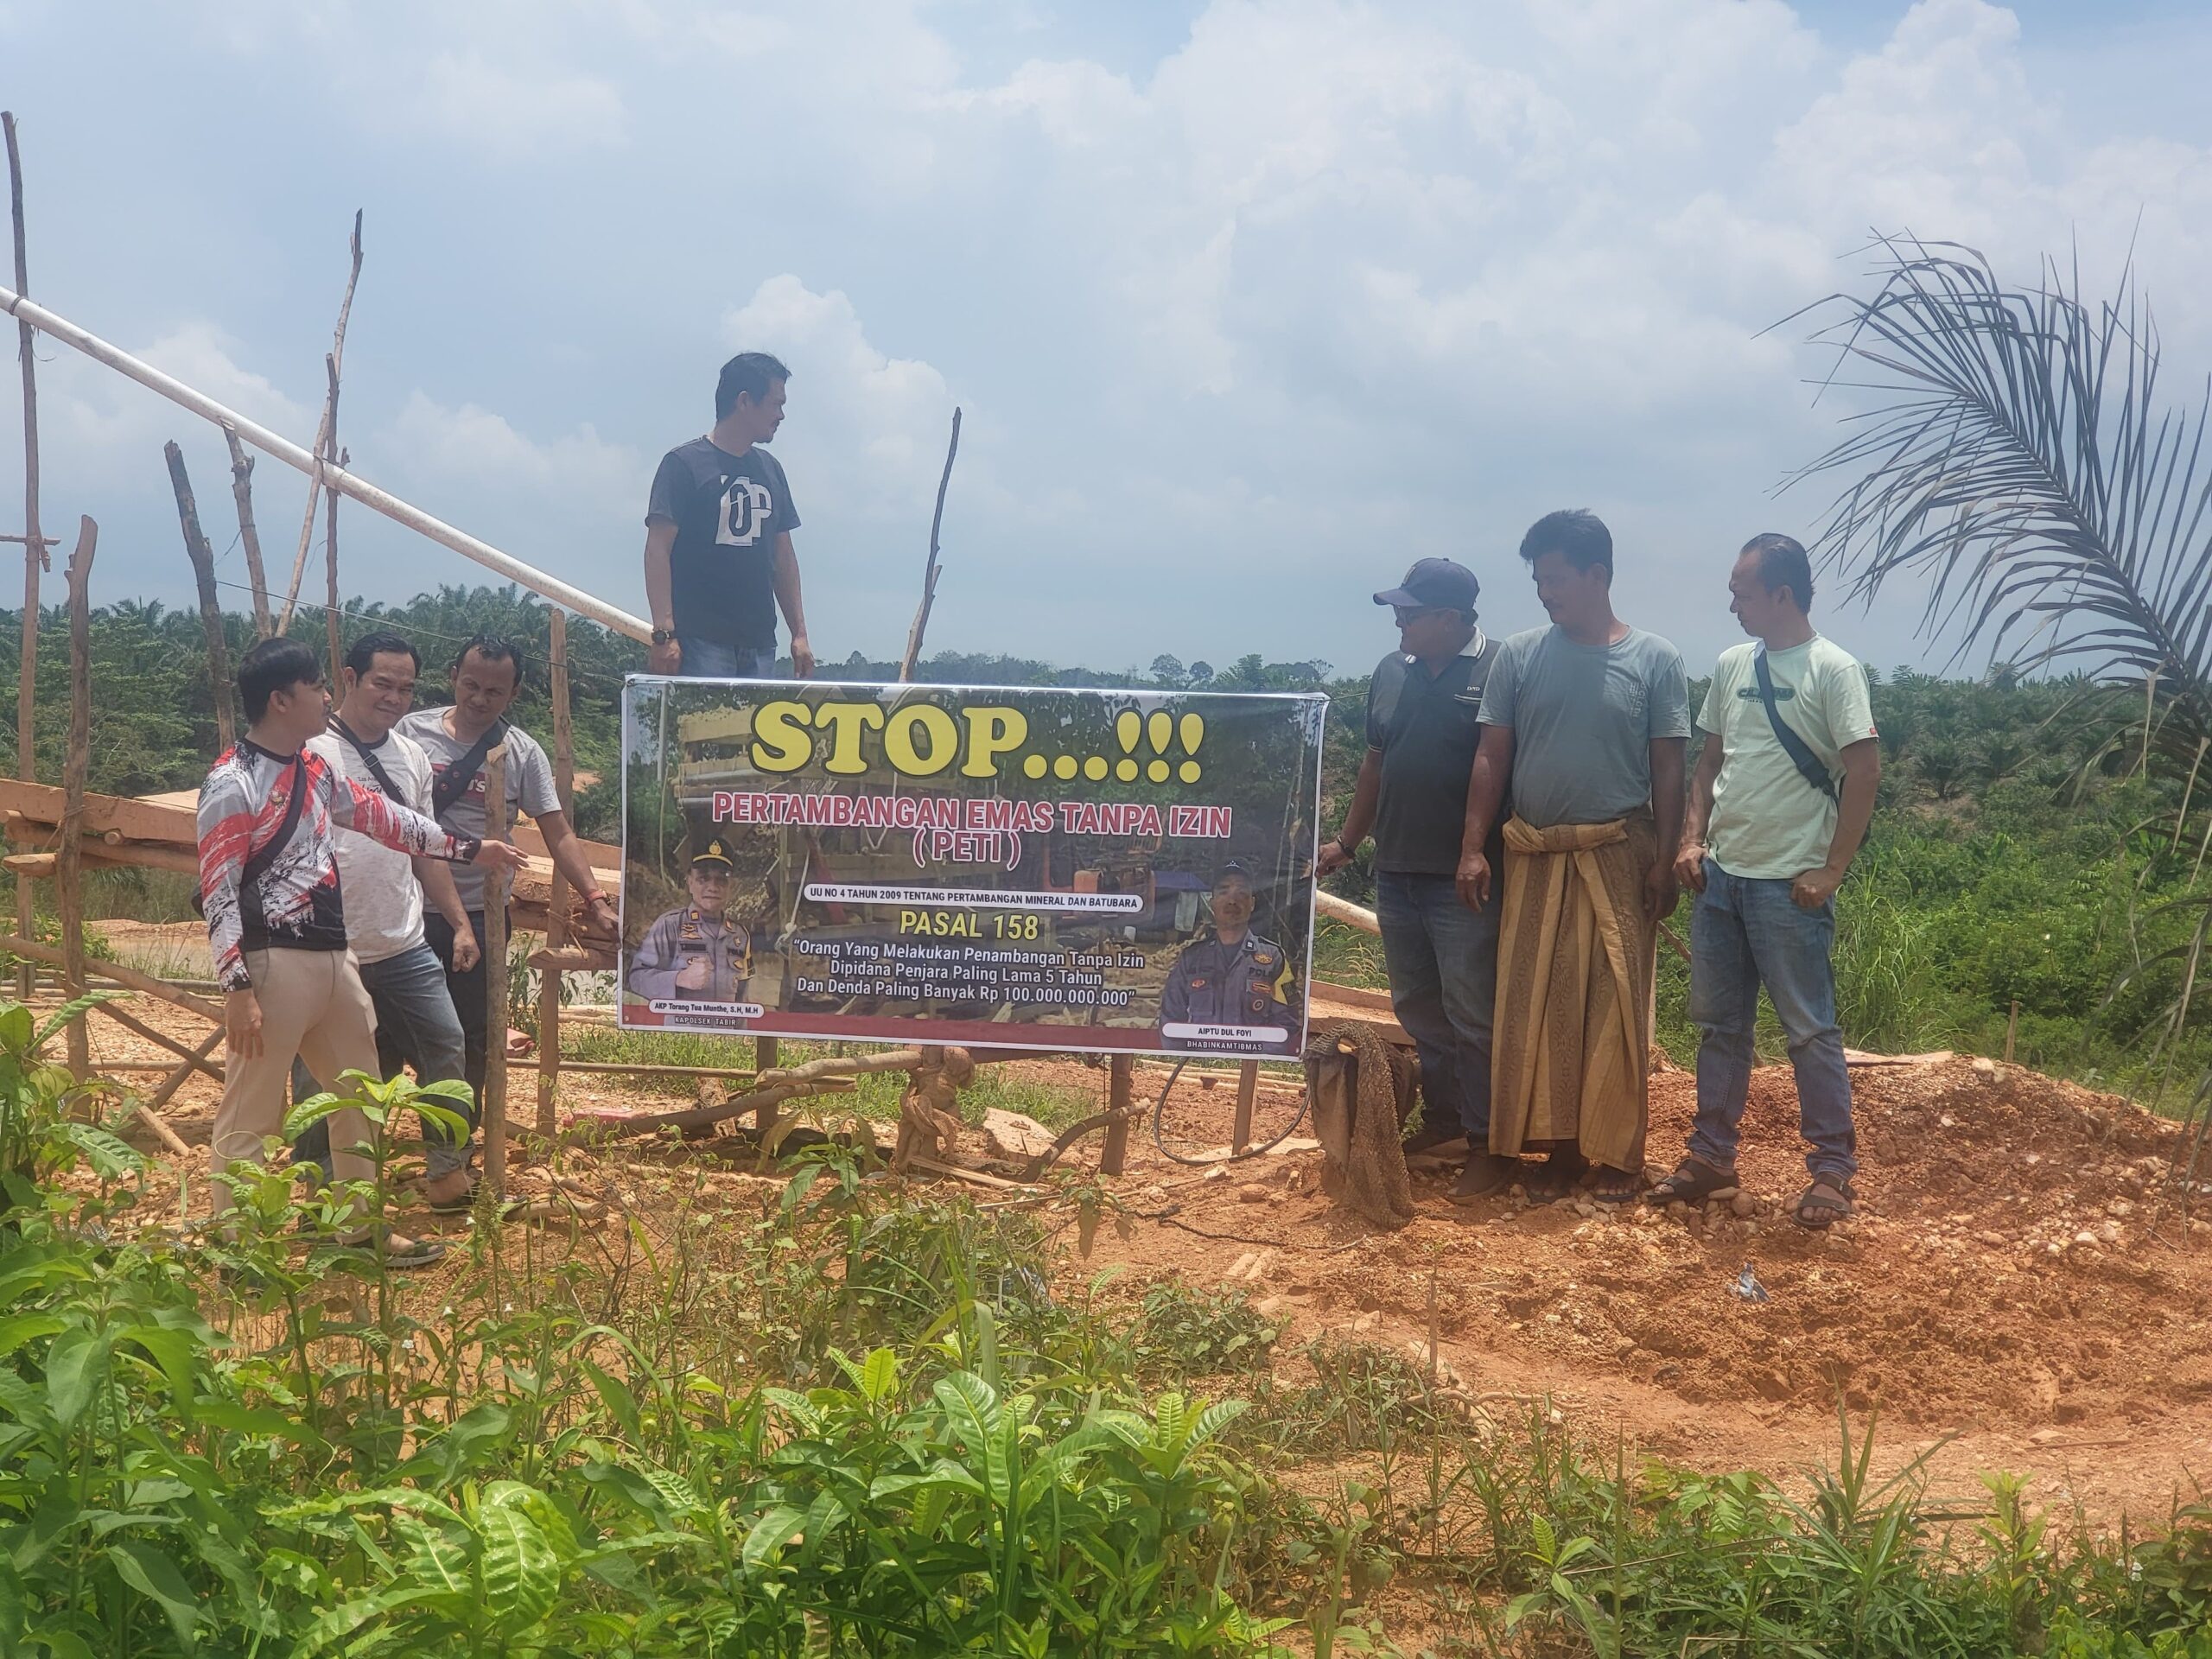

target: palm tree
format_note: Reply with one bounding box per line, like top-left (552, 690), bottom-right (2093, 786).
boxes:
top-left (1785, 234), bottom-right (2212, 766)
top-left (1783, 233), bottom-right (2212, 1153)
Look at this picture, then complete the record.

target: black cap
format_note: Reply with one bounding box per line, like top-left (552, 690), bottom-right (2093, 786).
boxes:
top-left (691, 839), bottom-right (735, 871)
top-left (1373, 557), bottom-right (1479, 613)
top-left (1213, 860), bottom-right (1256, 890)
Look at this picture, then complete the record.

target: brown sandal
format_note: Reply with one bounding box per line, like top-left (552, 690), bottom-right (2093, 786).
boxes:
top-left (1644, 1158), bottom-right (1737, 1206)
top-left (1793, 1177), bottom-right (1858, 1230)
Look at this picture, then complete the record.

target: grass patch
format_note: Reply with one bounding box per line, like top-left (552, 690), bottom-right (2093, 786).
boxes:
top-left (2, 1014), bottom-right (2209, 1654)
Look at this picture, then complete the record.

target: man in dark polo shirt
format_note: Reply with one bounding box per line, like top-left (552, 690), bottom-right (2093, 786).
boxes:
top-left (642, 351), bottom-right (815, 681)
top-left (1317, 558), bottom-right (1512, 1199)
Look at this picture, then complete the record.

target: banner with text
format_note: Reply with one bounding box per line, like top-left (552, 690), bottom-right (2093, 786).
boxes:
top-left (618, 677), bottom-right (1326, 1057)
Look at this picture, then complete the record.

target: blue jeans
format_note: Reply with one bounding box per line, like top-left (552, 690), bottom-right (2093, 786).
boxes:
top-left (1374, 869), bottom-right (1498, 1143)
top-left (291, 940), bottom-right (471, 1179)
top-left (1688, 860), bottom-right (1856, 1182)
top-left (678, 638), bottom-right (775, 678)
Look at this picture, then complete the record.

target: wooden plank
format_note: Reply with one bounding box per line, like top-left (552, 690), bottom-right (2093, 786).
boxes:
top-left (1232, 1058), bottom-right (1257, 1154)
top-left (0, 779), bottom-right (199, 843)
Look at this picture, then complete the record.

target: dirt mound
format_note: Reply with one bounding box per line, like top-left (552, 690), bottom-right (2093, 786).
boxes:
top-left (1090, 1053), bottom-right (2212, 1517)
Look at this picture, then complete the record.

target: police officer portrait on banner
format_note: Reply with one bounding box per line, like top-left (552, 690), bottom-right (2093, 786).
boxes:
top-left (1160, 860), bottom-right (1297, 1053)
top-left (626, 839), bottom-right (760, 1004)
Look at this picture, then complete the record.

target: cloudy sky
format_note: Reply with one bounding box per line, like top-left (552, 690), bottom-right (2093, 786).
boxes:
top-left (3, 0), bottom-right (2209, 677)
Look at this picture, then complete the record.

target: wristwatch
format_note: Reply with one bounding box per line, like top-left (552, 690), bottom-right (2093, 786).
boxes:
top-left (651, 627), bottom-right (677, 646)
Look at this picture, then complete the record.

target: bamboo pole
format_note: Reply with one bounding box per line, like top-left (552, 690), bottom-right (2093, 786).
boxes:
top-left (59, 516), bottom-right (93, 1076)
top-left (0, 934), bottom-right (224, 1021)
top-left (536, 609), bottom-right (570, 1147)
top-left (277, 212), bottom-right (361, 634)
top-left (224, 430), bottom-right (272, 638)
top-left (898, 406), bottom-right (962, 683)
top-left (6, 112), bottom-right (41, 1001)
top-left (165, 441), bottom-right (234, 750)
top-left (0, 287), bottom-right (649, 641)
top-left (482, 744), bottom-right (511, 1195)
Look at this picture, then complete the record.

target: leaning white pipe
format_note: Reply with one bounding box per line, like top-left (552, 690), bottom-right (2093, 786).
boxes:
top-left (1314, 889), bottom-right (1380, 935)
top-left (0, 284), bottom-right (650, 643)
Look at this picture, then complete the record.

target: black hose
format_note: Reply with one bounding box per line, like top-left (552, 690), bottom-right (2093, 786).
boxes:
top-left (1149, 1057), bottom-right (1312, 1166)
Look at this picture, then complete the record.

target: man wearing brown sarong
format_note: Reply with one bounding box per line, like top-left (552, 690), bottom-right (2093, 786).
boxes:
top-left (1456, 511), bottom-right (1689, 1201)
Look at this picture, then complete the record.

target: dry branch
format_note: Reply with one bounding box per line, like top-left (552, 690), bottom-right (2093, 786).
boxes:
top-left (0, 934), bottom-right (223, 1021)
top-left (898, 406), bottom-right (962, 682)
top-left (7, 111), bottom-right (41, 1001)
top-left (59, 516), bottom-right (93, 1074)
top-left (483, 743), bottom-right (511, 1194)
top-left (91, 1001), bottom-right (223, 1083)
top-left (277, 211), bottom-right (361, 633)
top-left (165, 442), bottom-right (233, 749)
top-left (224, 429), bottom-right (271, 637)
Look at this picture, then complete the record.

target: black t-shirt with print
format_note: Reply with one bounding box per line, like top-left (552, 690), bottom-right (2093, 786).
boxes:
top-left (646, 437), bottom-right (801, 650)
top-left (1364, 640), bottom-right (1503, 876)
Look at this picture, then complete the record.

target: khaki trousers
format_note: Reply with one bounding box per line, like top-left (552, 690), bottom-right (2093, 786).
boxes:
top-left (211, 948), bottom-right (381, 1205)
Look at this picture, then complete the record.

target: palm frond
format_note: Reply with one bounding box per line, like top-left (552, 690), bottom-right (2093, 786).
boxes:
top-left (1783, 232), bottom-right (2212, 747)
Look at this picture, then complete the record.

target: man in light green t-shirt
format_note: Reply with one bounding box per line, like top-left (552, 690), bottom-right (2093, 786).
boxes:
top-left (1652, 533), bottom-right (1881, 1231)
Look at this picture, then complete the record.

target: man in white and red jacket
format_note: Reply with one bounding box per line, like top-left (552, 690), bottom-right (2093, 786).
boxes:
top-left (196, 637), bottom-right (522, 1264)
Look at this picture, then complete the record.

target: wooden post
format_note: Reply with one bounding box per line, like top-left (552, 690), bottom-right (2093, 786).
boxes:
top-left (1232, 1058), bottom-right (1258, 1154)
top-left (277, 211), bottom-right (361, 633)
top-left (534, 609), bottom-right (570, 1148)
top-left (58, 516), bottom-right (93, 1076)
top-left (223, 429), bottom-right (271, 639)
top-left (322, 357), bottom-right (343, 676)
top-left (2005, 999), bottom-right (2019, 1065)
top-left (481, 743), bottom-right (511, 1198)
top-left (1100, 1053), bottom-right (1132, 1175)
top-left (754, 1036), bottom-right (781, 1139)
top-left (6, 111), bottom-right (41, 1001)
top-left (164, 441), bottom-right (233, 750)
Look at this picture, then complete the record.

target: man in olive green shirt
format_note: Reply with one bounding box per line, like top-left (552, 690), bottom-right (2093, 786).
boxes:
top-left (1654, 533), bottom-right (1881, 1230)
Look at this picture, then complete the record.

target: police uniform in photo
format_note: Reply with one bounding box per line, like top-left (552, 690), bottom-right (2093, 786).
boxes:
top-left (626, 842), bottom-right (757, 1003)
top-left (1160, 865), bottom-right (1296, 1052)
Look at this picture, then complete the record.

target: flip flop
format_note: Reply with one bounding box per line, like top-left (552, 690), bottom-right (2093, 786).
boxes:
top-left (334, 1231), bottom-right (448, 1271)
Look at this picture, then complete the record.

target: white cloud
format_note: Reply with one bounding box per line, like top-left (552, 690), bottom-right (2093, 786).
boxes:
top-left (9, 0), bottom-right (2212, 671)
top-left (722, 275), bottom-right (957, 516)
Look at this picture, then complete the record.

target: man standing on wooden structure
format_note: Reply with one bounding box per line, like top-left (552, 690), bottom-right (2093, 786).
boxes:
top-left (1654, 534), bottom-right (1879, 1230)
top-left (642, 351), bottom-right (815, 680)
top-left (1458, 511), bottom-right (1690, 1204)
top-left (197, 638), bottom-right (522, 1263)
top-left (1318, 559), bottom-right (1514, 1201)
top-left (399, 635), bottom-right (617, 1132)
top-left (287, 630), bottom-right (480, 1211)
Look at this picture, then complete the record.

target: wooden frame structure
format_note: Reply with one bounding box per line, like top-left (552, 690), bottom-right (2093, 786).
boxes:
top-left (0, 118), bottom-right (1406, 1190)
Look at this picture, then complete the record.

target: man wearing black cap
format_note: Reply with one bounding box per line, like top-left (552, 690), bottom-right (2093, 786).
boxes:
top-left (626, 839), bottom-right (759, 1003)
top-left (1318, 558), bottom-right (1515, 1200)
top-left (1160, 861), bottom-right (1297, 1053)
